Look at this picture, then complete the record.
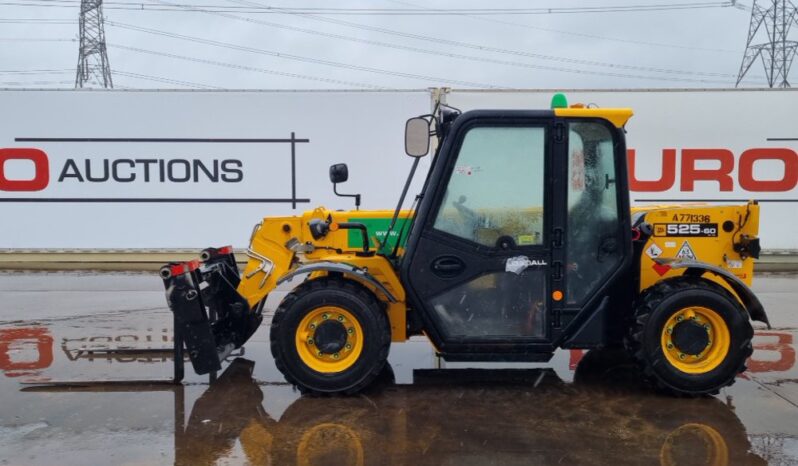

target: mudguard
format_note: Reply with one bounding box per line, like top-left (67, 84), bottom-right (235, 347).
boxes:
top-left (653, 257), bottom-right (771, 328)
top-left (277, 261), bottom-right (397, 303)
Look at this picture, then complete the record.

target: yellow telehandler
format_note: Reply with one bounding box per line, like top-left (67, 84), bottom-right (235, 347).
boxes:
top-left (161, 94), bottom-right (768, 396)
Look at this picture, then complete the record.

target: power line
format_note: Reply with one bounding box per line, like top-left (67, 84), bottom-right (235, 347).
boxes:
top-left (0, 18), bottom-right (76, 23)
top-left (0, 1), bottom-right (744, 54)
top-left (386, 0), bottom-right (742, 54)
top-left (0, 1), bottom-right (761, 87)
top-left (0, 2), bottom-right (740, 53)
top-left (0, 69), bottom-right (73, 74)
top-left (0, 38), bottom-right (74, 42)
top-left (232, 0), bottom-right (743, 79)
top-left (106, 22), bottom-right (506, 88)
top-left (0, 80), bottom-right (73, 86)
top-left (114, 70), bottom-right (221, 88)
top-left (108, 20), bottom-right (751, 87)
top-left (0, 1), bottom-right (738, 15)
top-left (109, 44), bottom-right (387, 88)
top-left (233, 1), bottom-right (746, 71)
top-left (0, 1), bottom-right (746, 56)
top-left (211, 0), bottom-right (748, 83)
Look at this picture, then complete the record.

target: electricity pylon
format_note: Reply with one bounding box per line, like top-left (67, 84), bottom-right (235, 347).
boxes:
top-left (736, 0), bottom-right (798, 88)
top-left (75, 0), bottom-right (113, 88)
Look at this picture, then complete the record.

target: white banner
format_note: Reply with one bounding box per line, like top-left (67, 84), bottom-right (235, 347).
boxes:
top-left (1, 89), bottom-right (796, 250)
top-left (0, 90), bottom-right (431, 248)
top-left (447, 89), bottom-right (798, 250)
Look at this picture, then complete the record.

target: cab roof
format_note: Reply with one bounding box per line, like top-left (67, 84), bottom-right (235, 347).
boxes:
top-left (554, 107), bottom-right (634, 128)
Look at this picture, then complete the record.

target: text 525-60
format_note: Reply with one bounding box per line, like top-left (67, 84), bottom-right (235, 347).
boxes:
top-left (654, 223), bottom-right (718, 237)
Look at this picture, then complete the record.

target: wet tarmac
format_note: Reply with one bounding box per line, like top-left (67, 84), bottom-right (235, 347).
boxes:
top-left (0, 271), bottom-right (796, 465)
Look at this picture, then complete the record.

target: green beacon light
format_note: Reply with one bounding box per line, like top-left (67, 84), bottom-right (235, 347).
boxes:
top-left (550, 93), bottom-right (568, 109)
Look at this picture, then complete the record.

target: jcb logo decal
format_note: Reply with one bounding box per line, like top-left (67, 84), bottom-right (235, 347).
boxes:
top-left (0, 148), bottom-right (49, 192)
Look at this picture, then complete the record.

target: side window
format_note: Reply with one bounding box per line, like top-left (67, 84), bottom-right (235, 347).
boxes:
top-left (566, 122), bottom-right (622, 304)
top-left (433, 126), bottom-right (546, 248)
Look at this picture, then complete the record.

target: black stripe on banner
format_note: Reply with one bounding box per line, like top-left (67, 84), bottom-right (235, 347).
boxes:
top-left (635, 199), bottom-right (798, 203)
top-left (14, 138), bottom-right (310, 143)
top-left (0, 198), bottom-right (311, 203)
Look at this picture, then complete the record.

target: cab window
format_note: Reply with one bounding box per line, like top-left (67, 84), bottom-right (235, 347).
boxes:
top-left (565, 121), bottom-right (622, 303)
top-left (433, 126), bottom-right (546, 248)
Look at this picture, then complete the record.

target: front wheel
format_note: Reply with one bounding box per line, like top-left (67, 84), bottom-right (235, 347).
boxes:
top-left (628, 277), bottom-right (754, 396)
top-left (270, 277), bottom-right (391, 395)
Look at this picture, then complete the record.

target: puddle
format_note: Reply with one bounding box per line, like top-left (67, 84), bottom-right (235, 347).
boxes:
top-left (0, 272), bottom-right (796, 465)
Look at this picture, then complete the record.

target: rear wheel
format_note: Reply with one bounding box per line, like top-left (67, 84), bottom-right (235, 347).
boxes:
top-left (270, 277), bottom-right (391, 395)
top-left (628, 277), bottom-right (753, 396)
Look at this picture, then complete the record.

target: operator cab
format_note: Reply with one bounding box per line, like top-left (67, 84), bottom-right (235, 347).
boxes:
top-left (401, 98), bottom-right (634, 361)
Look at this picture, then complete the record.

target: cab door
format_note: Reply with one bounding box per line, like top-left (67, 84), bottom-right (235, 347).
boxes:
top-left (401, 111), bottom-right (563, 355)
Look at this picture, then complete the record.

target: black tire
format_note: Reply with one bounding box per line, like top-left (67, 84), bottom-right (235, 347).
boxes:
top-left (270, 277), bottom-right (391, 395)
top-left (628, 276), bottom-right (754, 396)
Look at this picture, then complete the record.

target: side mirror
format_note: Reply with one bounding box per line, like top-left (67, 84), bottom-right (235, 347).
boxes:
top-left (329, 163), bottom-right (349, 184)
top-left (405, 117), bottom-right (430, 157)
top-left (329, 163), bottom-right (361, 210)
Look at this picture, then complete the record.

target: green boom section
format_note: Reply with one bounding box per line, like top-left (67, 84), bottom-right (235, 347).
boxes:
top-left (347, 217), bottom-right (410, 253)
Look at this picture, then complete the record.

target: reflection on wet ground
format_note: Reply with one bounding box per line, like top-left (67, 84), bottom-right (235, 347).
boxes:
top-left (0, 271), bottom-right (797, 465)
top-left (175, 356), bottom-right (770, 466)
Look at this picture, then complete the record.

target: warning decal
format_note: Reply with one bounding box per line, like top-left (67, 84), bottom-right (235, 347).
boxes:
top-left (676, 241), bottom-right (697, 260)
top-left (726, 258), bottom-right (743, 269)
top-left (645, 242), bottom-right (663, 259)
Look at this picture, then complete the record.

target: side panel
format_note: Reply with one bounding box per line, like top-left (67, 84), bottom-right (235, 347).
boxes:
top-left (636, 203), bottom-right (760, 290)
top-left (238, 216), bottom-right (299, 308)
top-left (238, 208), bottom-right (411, 342)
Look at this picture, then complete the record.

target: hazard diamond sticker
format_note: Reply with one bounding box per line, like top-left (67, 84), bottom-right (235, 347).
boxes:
top-left (676, 241), bottom-right (697, 260)
top-left (645, 243), bottom-right (663, 259)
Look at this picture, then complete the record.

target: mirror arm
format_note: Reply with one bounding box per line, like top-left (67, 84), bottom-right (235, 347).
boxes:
top-left (333, 183), bottom-right (361, 210)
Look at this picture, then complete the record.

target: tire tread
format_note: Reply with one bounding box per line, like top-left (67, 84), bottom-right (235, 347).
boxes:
top-left (270, 277), bottom-right (391, 395)
top-left (626, 276), bottom-right (754, 396)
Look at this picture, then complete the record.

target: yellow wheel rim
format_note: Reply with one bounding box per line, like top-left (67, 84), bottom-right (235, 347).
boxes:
top-left (660, 423), bottom-right (728, 466)
top-left (295, 306), bottom-right (363, 373)
top-left (660, 306), bottom-right (730, 374)
top-left (297, 423), bottom-right (364, 466)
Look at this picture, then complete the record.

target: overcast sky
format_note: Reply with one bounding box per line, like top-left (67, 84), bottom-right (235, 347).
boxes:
top-left (0, 0), bottom-right (781, 90)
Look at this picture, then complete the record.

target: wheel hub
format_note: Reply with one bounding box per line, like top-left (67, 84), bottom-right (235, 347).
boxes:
top-left (295, 306), bottom-right (363, 373)
top-left (671, 320), bottom-right (710, 356)
top-left (660, 306), bottom-right (731, 374)
top-left (314, 320), bottom-right (348, 354)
